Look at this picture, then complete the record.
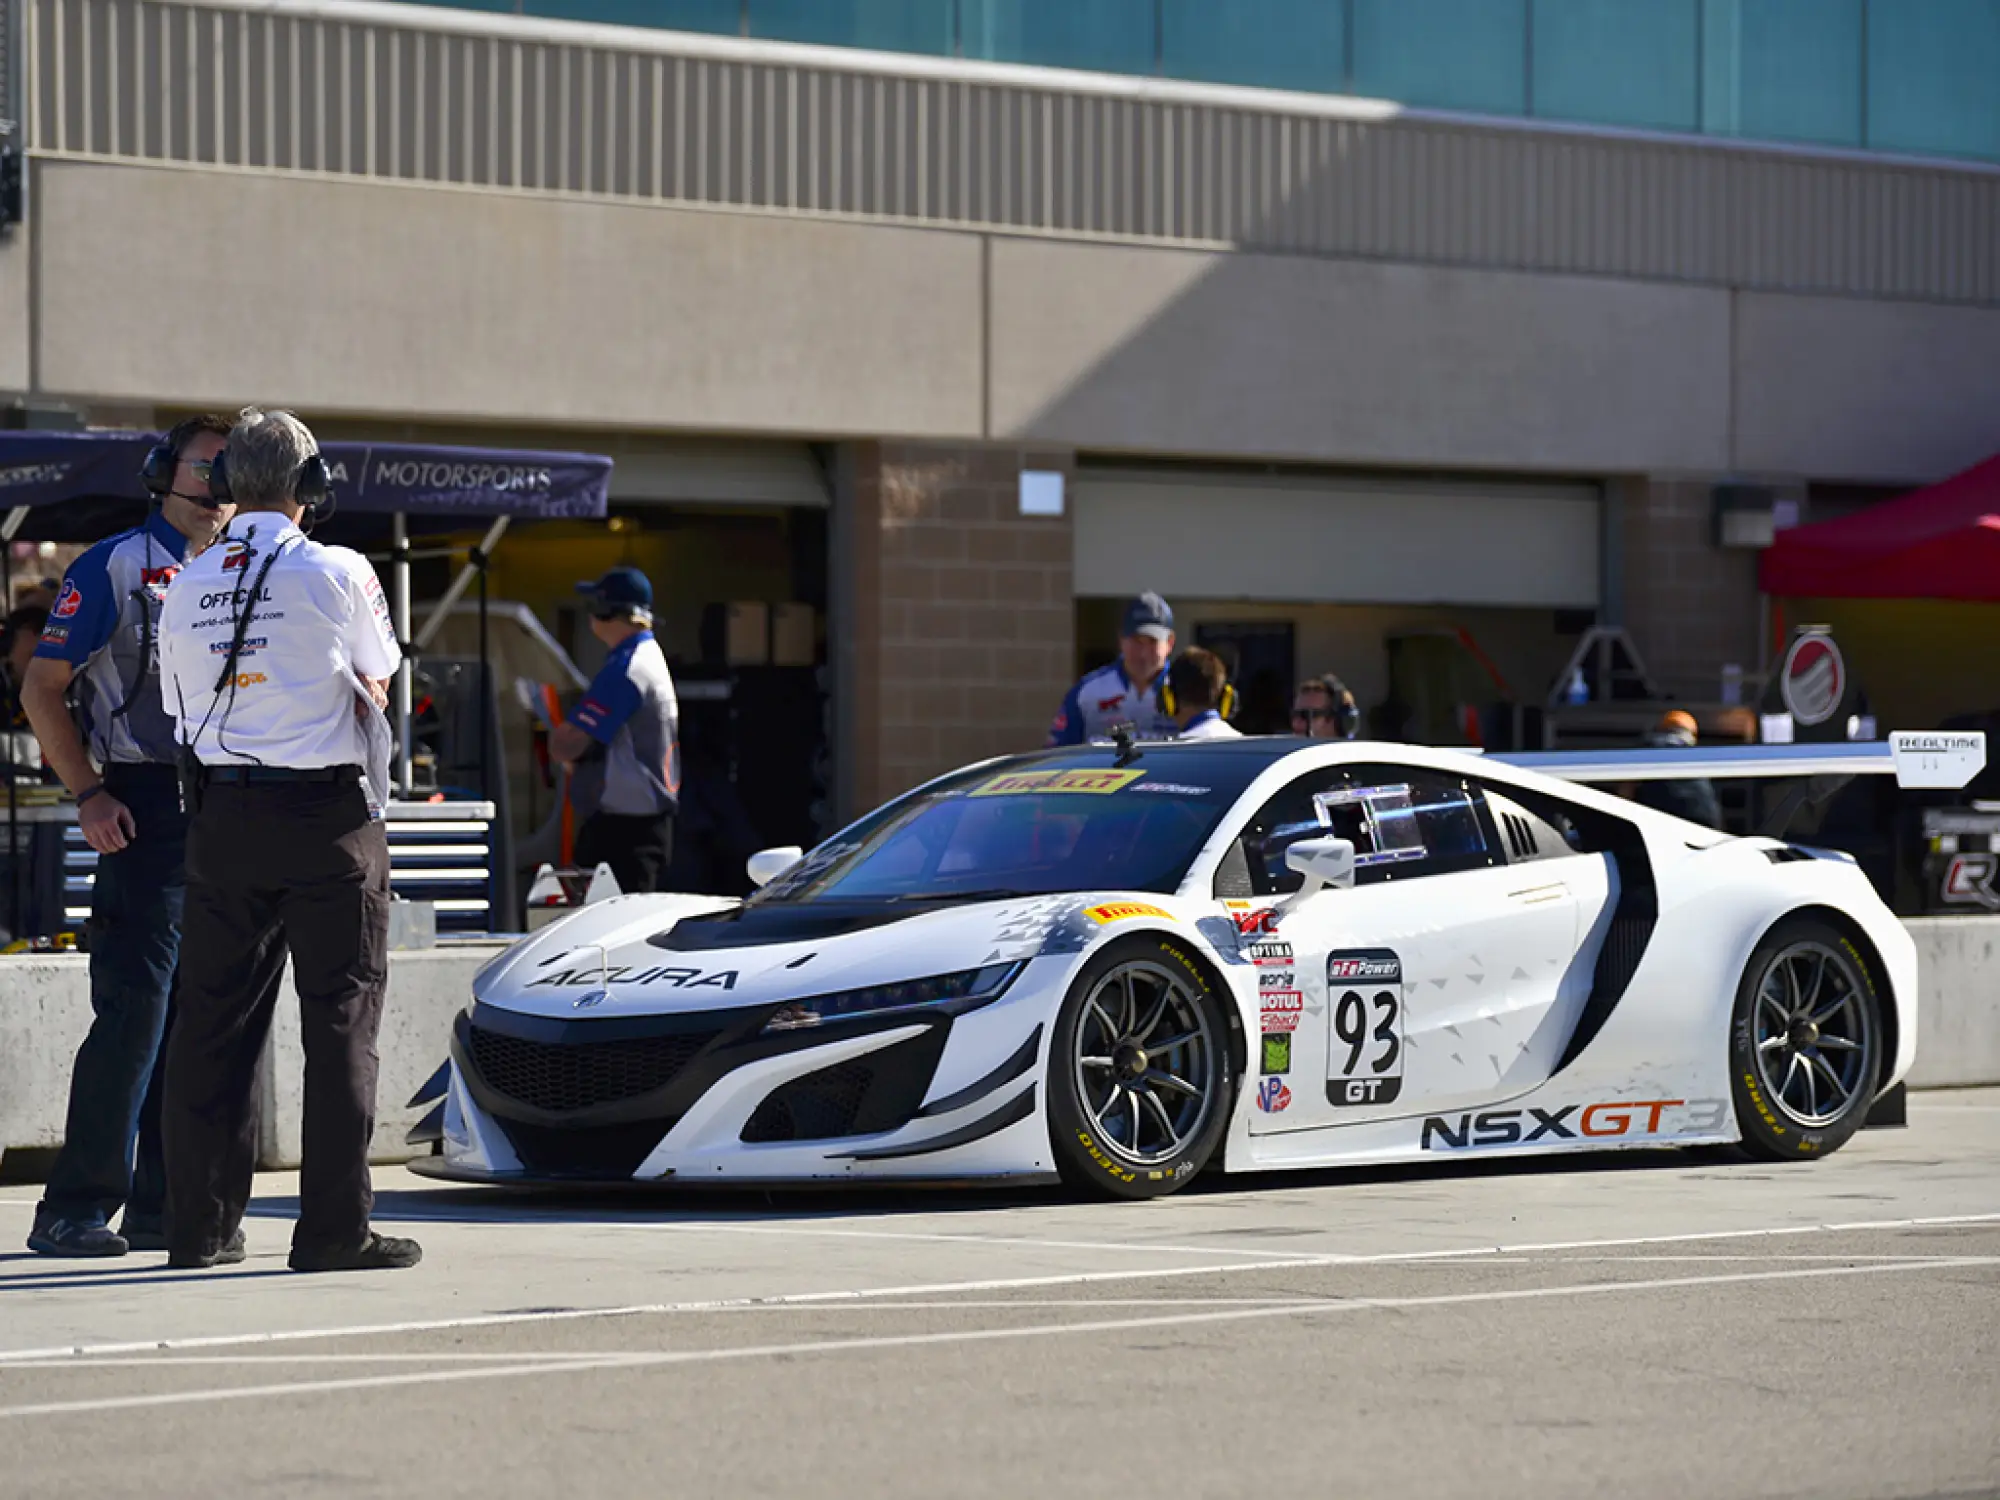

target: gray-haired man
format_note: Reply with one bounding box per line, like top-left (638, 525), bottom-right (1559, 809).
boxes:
top-left (157, 407), bottom-right (420, 1273)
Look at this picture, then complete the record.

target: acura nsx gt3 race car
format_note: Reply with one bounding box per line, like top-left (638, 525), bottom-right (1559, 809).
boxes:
top-left (409, 731), bottom-right (1984, 1197)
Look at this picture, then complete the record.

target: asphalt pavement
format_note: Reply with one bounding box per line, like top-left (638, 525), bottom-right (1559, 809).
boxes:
top-left (4, 1090), bottom-right (1998, 1500)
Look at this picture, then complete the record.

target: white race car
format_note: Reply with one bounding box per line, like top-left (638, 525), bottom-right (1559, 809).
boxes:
top-left (408, 731), bottom-right (1982, 1197)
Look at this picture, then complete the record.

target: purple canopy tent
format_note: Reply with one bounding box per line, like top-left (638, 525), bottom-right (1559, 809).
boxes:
top-left (0, 428), bottom-right (612, 790)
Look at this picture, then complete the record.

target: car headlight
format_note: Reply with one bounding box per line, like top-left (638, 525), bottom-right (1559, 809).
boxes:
top-left (761, 961), bottom-right (1026, 1035)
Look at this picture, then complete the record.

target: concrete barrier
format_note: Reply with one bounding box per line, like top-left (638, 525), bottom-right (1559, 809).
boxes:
top-left (1902, 917), bottom-right (2000, 1090)
top-left (0, 944), bottom-right (501, 1173)
top-left (3, 921), bottom-right (1995, 1171)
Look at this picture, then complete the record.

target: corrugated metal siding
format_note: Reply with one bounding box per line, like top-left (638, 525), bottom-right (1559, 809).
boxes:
top-left (22, 0), bottom-right (2000, 306)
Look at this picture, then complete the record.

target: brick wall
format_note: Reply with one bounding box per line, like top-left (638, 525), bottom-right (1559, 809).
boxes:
top-left (843, 442), bottom-right (1075, 815)
top-left (1620, 477), bottom-right (1776, 702)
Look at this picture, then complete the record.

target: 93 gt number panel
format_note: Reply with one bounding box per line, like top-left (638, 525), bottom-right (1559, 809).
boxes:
top-left (1325, 949), bottom-right (1405, 1107)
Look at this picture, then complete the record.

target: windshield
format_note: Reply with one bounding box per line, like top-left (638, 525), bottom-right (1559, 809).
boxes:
top-left (748, 752), bottom-right (1272, 905)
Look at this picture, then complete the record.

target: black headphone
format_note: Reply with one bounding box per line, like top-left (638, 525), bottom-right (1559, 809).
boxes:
top-left (1307, 674), bottom-right (1360, 739)
top-left (139, 421), bottom-right (225, 507)
top-left (207, 447), bottom-right (336, 524)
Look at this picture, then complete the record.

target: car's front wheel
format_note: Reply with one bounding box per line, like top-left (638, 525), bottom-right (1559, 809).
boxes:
top-left (1046, 934), bottom-right (1236, 1199)
top-left (1730, 916), bottom-right (1883, 1161)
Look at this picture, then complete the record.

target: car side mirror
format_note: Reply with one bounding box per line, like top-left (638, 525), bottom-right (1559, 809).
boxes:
top-left (746, 845), bottom-right (804, 888)
top-left (1284, 836), bottom-right (1356, 894)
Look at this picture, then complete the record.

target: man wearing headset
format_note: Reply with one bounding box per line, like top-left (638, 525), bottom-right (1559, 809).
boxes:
top-left (1166, 648), bottom-right (1241, 740)
top-left (1290, 674), bottom-right (1361, 740)
top-left (157, 408), bottom-right (419, 1273)
top-left (19, 415), bottom-right (234, 1259)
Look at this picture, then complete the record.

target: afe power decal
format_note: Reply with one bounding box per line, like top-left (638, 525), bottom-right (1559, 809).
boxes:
top-left (1326, 948), bottom-right (1405, 1107)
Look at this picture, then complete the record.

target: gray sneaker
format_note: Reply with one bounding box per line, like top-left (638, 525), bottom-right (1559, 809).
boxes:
top-left (27, 1217), bottom-right (128, 1258)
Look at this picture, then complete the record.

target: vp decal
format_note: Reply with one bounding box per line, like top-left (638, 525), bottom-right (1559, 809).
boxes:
top-left (1326, 948), bottom-right (1404, 1107)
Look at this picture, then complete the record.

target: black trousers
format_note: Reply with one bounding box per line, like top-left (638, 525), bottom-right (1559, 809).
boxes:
top-left (163, 779), bottom-right (390, 1260)
top-left (575, 810), bottom-right (675, 896)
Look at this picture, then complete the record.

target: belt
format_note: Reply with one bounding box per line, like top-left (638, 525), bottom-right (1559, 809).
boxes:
top-left (200, 764), bottom-right (362, 786)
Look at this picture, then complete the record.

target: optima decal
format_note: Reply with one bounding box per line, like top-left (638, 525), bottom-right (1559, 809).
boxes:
top-left (530, 965), bottom-right (739, 989)
top-left (1420, 1098), bottom-right (1729, 1151)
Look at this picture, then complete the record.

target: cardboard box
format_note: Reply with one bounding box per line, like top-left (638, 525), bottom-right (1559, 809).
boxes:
top-left (771, 603), bottom-right (817, 666)
top-left (726, 601), bottom-right (770, 665)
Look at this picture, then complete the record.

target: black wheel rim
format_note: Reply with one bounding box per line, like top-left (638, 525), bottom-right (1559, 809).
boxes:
top-left (1750, 940), bottom-right (1874, 1129)
top-left (1072, 960), bottom-right (1219, 1167)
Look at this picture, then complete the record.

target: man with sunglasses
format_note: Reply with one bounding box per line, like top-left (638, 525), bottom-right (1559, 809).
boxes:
top-left (1290, 674), bottom-right (1360, 740)
top-left (20, 414), bottom-right (234, 1258)
top-left (551, 567), bottom-right (681, 896)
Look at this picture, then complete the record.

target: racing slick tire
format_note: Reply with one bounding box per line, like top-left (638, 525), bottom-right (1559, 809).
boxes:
top-left (1730, 915), bottom-right (1884, 1162)
top-left (1047, 933), bottom-right (1236, 1200)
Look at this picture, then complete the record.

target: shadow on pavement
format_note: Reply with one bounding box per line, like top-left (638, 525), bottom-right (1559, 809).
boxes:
top-left (246, 1142), bottom-right (1756, 1230)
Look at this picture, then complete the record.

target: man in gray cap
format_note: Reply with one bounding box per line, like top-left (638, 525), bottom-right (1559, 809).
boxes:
top-left (551, 566), bottom-right (681, 894)
top-left (1047, 591), bottom-right (1180, 745)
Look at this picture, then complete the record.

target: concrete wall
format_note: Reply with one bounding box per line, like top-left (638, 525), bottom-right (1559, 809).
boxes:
top-left (0, 238), bottom-right (28, 394)
top-left (1903, 918), bottom-right (2000, 1091)
top-left (1734, 293), bottom-right (2000, 485)
top-left (4, 923), bottom-right (1992, 1172)
top-left (17, 158), bottom-right (2000, 489)
top-left (0, 944), bottom-right (498, 1172)
top-left (990, 239), bottom-right (1735, 474)
top-left (29, 161), bottom-right (984, 437)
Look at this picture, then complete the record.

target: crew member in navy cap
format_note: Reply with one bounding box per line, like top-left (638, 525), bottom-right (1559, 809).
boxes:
top-left (1047, 591), bottom-right (1180, 745)
top-left (551, 566), bottom-right (682, 895)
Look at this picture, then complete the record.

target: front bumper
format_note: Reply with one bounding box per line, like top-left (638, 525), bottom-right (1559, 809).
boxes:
top-left (431, 988), bottom-right (1055, 1184)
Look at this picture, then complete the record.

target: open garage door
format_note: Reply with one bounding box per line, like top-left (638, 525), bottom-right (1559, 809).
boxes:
top-left (1072, 469), bottom-right (1601, 609)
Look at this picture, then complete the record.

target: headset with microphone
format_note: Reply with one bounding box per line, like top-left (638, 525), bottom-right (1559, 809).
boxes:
top-left (139, 420), bottom-right (228, 511)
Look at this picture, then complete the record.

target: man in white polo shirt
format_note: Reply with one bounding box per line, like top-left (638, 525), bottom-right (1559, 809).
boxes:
top-left (157, 407), bottom-right (421, 1274)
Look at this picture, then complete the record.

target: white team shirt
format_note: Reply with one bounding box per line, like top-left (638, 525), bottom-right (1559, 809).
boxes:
top-left (159, 515), bottom-right (400, 769)
top-left (1176, 711), bottom-right (1242, 740)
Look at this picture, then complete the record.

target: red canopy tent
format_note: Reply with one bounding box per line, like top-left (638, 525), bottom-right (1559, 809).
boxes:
top-left (1760, 452), bottom-right (2000, 601)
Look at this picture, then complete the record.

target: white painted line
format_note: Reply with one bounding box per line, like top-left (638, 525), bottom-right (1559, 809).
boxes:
top-left (1, 1257), bottom-right (1992, 1421)
top-left (1543, 1253), bottom-right (1970, 1264)
top-left (0, 1352), bottom-right (652, 1368)
top-left (2, 1209), bottom-right (1995, 1365)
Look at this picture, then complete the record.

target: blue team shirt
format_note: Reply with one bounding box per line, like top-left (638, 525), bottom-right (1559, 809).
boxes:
top-left (1046, 660), bottom-right (1179, 746)
top-left (34, 510), bottom-right (190, 765)
top-left (568, 630), bottom-right (682, 819)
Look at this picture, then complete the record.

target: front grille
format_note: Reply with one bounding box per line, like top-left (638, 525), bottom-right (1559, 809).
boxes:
top-left (738, 1030), bottom-right (948, 1145)
top-left (467, 1025), bottom-right (718, 1114)
top-left (741, 1059), bottom-right (876, 1144)
top-left (495, 1117), bottom-right (675, 1179)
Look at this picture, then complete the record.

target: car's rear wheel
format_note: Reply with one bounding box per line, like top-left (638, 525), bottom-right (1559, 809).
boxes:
top-left (1730, 916), bottom-right (1883, 1161)
top-left (1047, 934), bottom-right (1236, 1199)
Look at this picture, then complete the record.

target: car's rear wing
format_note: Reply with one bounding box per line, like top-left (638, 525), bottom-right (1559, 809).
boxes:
top-left (1490, 732), bottom-right (1987, 790)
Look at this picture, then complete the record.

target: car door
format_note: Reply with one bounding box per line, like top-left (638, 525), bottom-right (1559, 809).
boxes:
top-left (1223, 764), bottom-right (1604, 1135)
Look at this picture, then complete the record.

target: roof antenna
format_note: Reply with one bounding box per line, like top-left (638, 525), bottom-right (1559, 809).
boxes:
top-left (1110, 722), bottom-right (1144, 769)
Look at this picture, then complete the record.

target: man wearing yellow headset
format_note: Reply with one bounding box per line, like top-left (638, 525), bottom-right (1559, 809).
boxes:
top-left (1166, 648), bottom-right (1240, 740)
